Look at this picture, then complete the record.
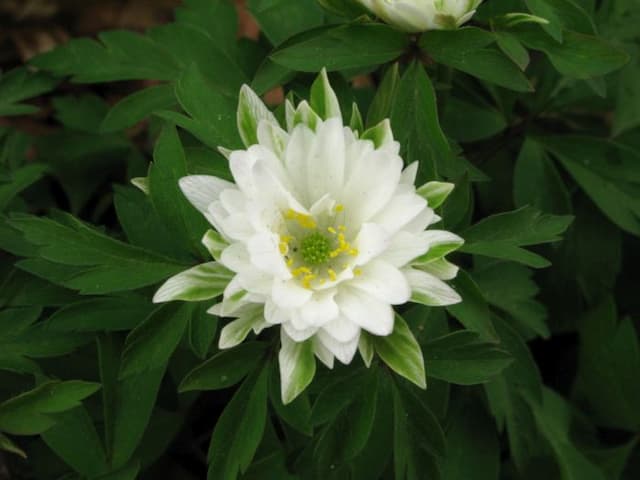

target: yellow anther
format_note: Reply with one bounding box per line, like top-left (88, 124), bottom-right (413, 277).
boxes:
top-left (349, 248), bottom-right (359, 256)
top-left (287, 258), bottom-right (294, 266)
top-left (335, 204), bottom-right (344, 212)
top-left (292, 266), bottom-right (312, 276)
top-left (338, 225), bottom-right (346, 232)
top-left (302, 274), bottom-right (316, 289)
top-left (354, 268), bottom-right (362, 276)
top-left (279, 242), bottom-right (288, 254)
top-left (285, 209), bottom-right (296, 219)
top-left (327, 226), bottom-right (337, 234)
top-left (327, 269), bottom-right (337, 281)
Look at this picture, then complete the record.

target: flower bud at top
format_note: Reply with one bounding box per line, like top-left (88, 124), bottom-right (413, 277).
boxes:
top-left (356, 0), bottom-right (483, 33)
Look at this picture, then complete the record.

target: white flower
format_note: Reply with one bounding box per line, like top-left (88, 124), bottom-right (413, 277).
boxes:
top-left (356, 0), bottom-right (483, 32)
top-left (153, 70), bottom-right (463, 403)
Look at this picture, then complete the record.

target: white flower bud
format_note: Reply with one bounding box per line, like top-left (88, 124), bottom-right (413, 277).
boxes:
top-left (357, 0), bottom-right (483, 32)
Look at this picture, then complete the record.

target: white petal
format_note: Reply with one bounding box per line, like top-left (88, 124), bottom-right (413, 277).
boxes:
top-left (219, 242), bottom-right (250, 272)
top-left (313, 337), bottom-right (335, 369)
top-left (321, 315), bottom-right (360, 343)
top-left (247, 232), bottom-right (291, 279)
top-left (306, 118), bottom-right (345, 203)
top-left (178, 175), bottom-right (235, 214)
top-left (354, 223), bottom-right (390, 266)
top-left (341, 147), bottom-right (403, 224)
top-left (336, 286), bottom-right (395, 336)
top-left (296, 290), bottom-right (340, 327)
top-left (379, 231), bottom-right (430, 267)
top-left (152, 262), bottom-right (231, 303)
top-left (284, 124), bottom-right (316, 205)
top-left (350, 260), bottom-right (411, 305)
top-left (405, 268), bottom-right (462, 306)
top-left (316, 330), bottom-right (360, 365)
top-left (400, 161), bottom-right (419, 185)
top-left (282, 320), bottom-right (317, 342)
top-left (403, 207), bottom-right (436, 234)
top-left (371, 192), bottom-right (427, 235)
top-left (272, 279), bottom-right (313, 309)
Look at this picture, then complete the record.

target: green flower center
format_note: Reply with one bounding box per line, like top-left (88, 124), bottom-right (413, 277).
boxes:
top-left (300, 232), bottom-right (332, 265)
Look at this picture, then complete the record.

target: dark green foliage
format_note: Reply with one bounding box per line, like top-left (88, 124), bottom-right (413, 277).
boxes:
top-left (1, 0), bottom-right (639, 479)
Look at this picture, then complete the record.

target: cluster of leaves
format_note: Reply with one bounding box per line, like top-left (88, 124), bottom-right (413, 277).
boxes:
top-left (0, 0), bottom-right (639, 478)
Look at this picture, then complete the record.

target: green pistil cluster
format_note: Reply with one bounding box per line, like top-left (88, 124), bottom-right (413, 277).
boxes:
top-left (300, 232), bottom-right (332, 265)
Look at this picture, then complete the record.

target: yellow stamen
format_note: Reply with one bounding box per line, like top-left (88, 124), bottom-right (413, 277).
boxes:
top-left (287, 258), bottom-right (294, 266)
top-left (302, 274), bottom-right (316, 289)
top-left (354, 268), bottom-right (362, 276)
top-left (327, 226), bottom-right (337, 234)
top-left (349, 248), bottom-right (359, 256)
top-left (292, 266), bottom-right (312, 276)
top-left (279, 242), bottom-right (288, 254)
top-left (338, 225), bottom-right (346, 232)
top-left (327, 269), bottom-right (337, 281)
top-left (335, 204), bottom-right (344, 212)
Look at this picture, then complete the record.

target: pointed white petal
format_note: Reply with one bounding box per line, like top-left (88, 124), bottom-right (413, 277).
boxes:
top-left (405, 268), bottom-right (462, 306)
top-left (279, 331), bottom-right (316, 404)
top-left (179, 175), bottom-right (235, 214)
top-left (350, 260), bottom-right (411, 305)
top-left (336, 286), bottom-right (395, 336)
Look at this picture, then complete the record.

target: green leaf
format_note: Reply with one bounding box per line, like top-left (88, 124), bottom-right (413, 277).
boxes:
top-left (528, 388), bottom-right (607, 480)
top-left (0, 68), bottom-right (59, 116)
top-left (0, 164), bottom-right (49, 211)
top-left (419, 28), bottom-right (532, 92)
top-left (0, 380), bottom-right (100, 435)
top-left (375, 314), bottom-right (426, 389)
top-left (440, 397), bottom-right (499, 480)
top-left (446, 271), bottom-right (497, 341)
top-left (442, 96), bottom-right (508, 142)
top-left (391, 62), bottom-right (452, 180)
top-left (101, 84), bottom-right (175, 132)
top-left (52, 93), bottom-right (109, 133)
top-left (9, 212), bottom-right (186, 294)
top-left (41, 407), bottom-right (108, 477)
top-left (207, 367), bottom-right (269, 479)
top-left (366, 63), bottom-right (400, 127)
top-left (46, 296), bottom-right (154, 332)
top-left (149, 124), bottom-right (210, 257)
top-left (574, 299), bottom-right (640, 430)
top-left (119, 303), bottom-right (192, 378)
top-left (514, 138), bottom-right (571, 214)
top-left (461, 206), bottom-right (574, 267)
top-left (270, 23), bottom-right (410, 72)
top-left (179, 342), bottom-right (268, 392)
top-left (474, 262), bottom-right (550, 338)
top-left (172, 63), bottom-right (241, 149)
top-left (187, 303), bottom-right (219, 359)
top-left (517, 27), bottom-right (629, 79)
top-left (247, 0), bottom-right (324, 46)
top-left (539, 135), bottom-right (640, 236)
top-left (423, 331), bottom-right (512, 385)
top-left (524, 0), bottom-right (596, 42)
top-left (279, 334), bottom-right (316, 404)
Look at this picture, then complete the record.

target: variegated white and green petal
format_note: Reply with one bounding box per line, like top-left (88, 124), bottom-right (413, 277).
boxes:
top-left (131, 176), bottom-right (149, 195)
top-left (358, 331), bottom-right (375, 368)
top-left (417, 256), bottom-right (459, 280)
top-left (412, 230), bottom-right (464, 265)
top-left (361, 119), bottom-right (394, 149)
top-left (310, 68), bottom-right (342, 121)
top-left (405, 267), bottom-right (462, 306)
top-left (417, 181), bottom-right (455, 209)
top-left (279, 331), bottom-right (316, 404)
top-left (237, 84), bottom-right (280, 147)
top-left (201, 229), bottom-right (228, 262)
top-left (374, 315), bottom-right (426, 389)
top-left (153, 262), bottom-right (233, 303)
top-left (349, 102), bottom-right (364, 135)
top-left (292, 100), bottom-right (321, 131)
top-left (218, 304), bottom-right (267, 349)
